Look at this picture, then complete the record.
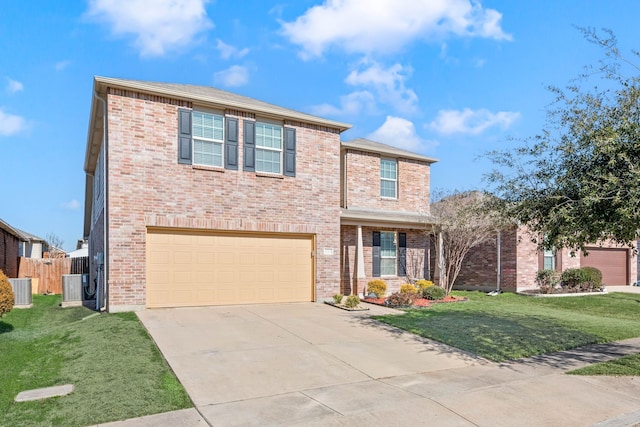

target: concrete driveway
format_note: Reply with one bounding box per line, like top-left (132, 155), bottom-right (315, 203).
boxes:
top-left (137, 302), bottom-right (640, 426)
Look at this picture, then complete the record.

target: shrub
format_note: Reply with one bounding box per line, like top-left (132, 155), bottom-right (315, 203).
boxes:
top-left (400, 284), bottom-right (418, 294)
top-left (415, 279), bottom-right (434, 291)
top-left (332, 294), bottom-right (344, 304)
top-left (367, 279), bottom-right (387, 298)
top-left (422, 285), bottom-right (446, 300)
top-left (581, 266), bottom-right (603, 290)
top-left (385, 291), bottom-right (418, 308)
top-left (344, 295), bottom-right (360, 308)
top-left (0, 270), bottom-right (14, 318)
top-left (560, 268), bottom-right (590, 292)
top-left (536, 269), bottom-right (560, 294)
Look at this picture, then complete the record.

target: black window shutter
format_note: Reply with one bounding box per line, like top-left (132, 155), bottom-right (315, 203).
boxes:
top-left (283, 127), bottom-right (296, 177)
top-left (225, 117), bottom-right (238, 170)
top-left (398, 232), bottom-right (407, 276)
top-left (177, 108), bottom-right (192, 164)
top-left (243, 121), bottom-right (255, 171)
top-left (372, 231), bottom-right (381, 277)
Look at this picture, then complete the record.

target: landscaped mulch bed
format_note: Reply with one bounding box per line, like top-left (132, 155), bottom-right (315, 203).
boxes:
top-left (362, 295), bottom-right (467, 308)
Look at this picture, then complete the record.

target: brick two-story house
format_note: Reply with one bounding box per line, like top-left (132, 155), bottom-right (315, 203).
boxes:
top-left (83, 77), bottom-right (437, 312)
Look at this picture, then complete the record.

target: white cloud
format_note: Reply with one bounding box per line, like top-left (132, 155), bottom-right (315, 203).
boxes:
top-left (85, 0), bottom-right (213, 57)
top-left (6, 78), bottom-right (23, 94)
top-left (215, 39), bottom-right (249, 60)
top-left (213, 65), bottom-right (249, 87)
top-left (368, 116), bottom-right (438, 152)
top-left (281, 0), bottom-right (511, 58)
top-left (62, 199), bottom-right (81, 210)
top-left (310, 90), bottom-right (376, 117)
top-left (346, 61), bottom-right (417, 113)
top-left (428, 108), bottom-right (520, 135)
top-left (55, 60), bottom-right (71, 71)
top-left (0, 108), bottom-right (27, 136)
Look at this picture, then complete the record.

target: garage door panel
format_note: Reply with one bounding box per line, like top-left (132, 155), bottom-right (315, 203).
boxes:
top-left (581, 247), bottom-right (628, 286)
top-left (146, 230), bottom-right (313, 308)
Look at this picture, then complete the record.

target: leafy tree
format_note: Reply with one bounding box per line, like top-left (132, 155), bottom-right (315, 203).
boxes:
top-left (486, 28), bottom-right (640, 253)
top-left (430, 191), bottom-right (505, 295)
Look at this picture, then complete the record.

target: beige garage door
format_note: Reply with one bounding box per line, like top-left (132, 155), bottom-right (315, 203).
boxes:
top-left (146, 229), bottom-right (314, 308)
top-left (581, 247), bottom-right (628, 286)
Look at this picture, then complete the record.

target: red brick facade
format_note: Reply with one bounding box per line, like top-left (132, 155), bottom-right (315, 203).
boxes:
top-left (340, 226), bottom-right (431, 297)
top-left (0, 228), bottom-right (20, 278)
top-left (96, 90), bottom-right (342, 310)
top-left (342, 149), bottom-right (431, 212)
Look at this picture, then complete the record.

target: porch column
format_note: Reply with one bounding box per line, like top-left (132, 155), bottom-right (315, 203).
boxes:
top-left (434, 230), bottom-right (445, 286)
top-left (356, 225), bottom-right (366, 293)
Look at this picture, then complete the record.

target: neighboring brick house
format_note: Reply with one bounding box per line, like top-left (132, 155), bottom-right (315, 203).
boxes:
top-left (0, 218), bottom-right (23, 278)
top-left (455, 226), bottom-right (637, 292)
top-left (340, 139), bottom-right (437, 296)
top-left (83, 77), bottom-right (355, 312)
top-left (0, 218), bottom-right (49, 277)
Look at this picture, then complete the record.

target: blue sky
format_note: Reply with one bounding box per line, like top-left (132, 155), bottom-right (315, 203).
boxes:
top-left (1, 0), bottom-right (639, 250)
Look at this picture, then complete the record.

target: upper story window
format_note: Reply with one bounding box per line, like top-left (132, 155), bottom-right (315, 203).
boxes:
top-left (192, 111), bottom-right (224, 167)
top-left (255, 122), bottom-right (283, 174)
top-left (380, 158), bottom-right (397, 198)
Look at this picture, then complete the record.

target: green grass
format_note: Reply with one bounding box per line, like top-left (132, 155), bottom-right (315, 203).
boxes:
top-left (373, 291), bottom-right (640, 362)
top-left (0, 295), bottom-right (192, 427)
top-left (568, 353), bottom-right (640, 376)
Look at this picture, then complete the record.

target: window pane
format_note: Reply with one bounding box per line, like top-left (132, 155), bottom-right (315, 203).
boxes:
top-left (193, 112), bottom-right (223, 142)
top-left (380, 232), bottom-right (396, 256)
top-left (256, 123), bottom-right (282, 149)
top-left (381, 180), bottom-right (396, 198)
top-left (194, 140), bottom-right (222, 167)
top-left (380, 159), bottom-right (397, 179)
top-left (256, 148), bottom-right (281, 173)
top-left (543, 256), bottom-right (555, 270)
top-left (381, 259), bottom-right (396, 276)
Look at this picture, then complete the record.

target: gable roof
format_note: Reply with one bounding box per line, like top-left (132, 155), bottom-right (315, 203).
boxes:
top-left (0, 218), bottom-right (45, 242)
top-left (341, 138), bottom-right (438, 164)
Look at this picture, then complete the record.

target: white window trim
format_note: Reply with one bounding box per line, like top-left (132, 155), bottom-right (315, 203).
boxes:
top-left (255, 122), bottom-right (283, 174)
top-left (192, 111), bottom-right (224, 168)
top-left (380, 231), bottom-right (397, 276)
top-left (380, 158), bottom-right (398, 199)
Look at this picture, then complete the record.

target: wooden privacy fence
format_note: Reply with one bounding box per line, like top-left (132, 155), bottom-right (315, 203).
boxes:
top-left (17, 256), bottom-right (89, 294)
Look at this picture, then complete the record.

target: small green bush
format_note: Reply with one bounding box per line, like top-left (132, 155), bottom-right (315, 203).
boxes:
top-left (344, 295), bottom-right (360, 308)
top-left (0, 270), bottom-right (15, 318)
top-left (367, 279), bottom-right (387, 298)
top-left (536, 269), bottom-right (560, 294)
top-left (385, 291), bottom-right (418, 308)
top-left (332, 294), bottom-right (344, 304)
top-left (400, 284), bottom-right (418, 294)
top-left (415, 279), bottom-right (434, 290)
top-left (582, 266), bottom-right (603, 290)
top-left (422, 285), bottom-right (446, 300)
top-left (561, 268), bottom-right (590, 292)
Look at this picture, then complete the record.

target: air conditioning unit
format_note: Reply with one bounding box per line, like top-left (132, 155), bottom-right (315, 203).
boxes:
top-left (62, 274), bottom-right (95, 308)
top-left (9, 278), bottom-right (32, 307)
top-left (62, 274), bottom-right (83, 306)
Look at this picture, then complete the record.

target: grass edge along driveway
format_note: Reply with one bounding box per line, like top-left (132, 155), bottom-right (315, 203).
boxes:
top-left (0, 295), bottom-right (192, 427)
top-left (374, 291), bottom-right (640, 365)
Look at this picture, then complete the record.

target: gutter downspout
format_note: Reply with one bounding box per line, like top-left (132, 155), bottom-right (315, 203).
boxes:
top-left (95, 90), bottom-right (108, 312)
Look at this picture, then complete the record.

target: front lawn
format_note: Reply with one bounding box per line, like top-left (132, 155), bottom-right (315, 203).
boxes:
top-left (374, 291), bottom-right (640, 362)
top-left (568, 353), bottom-right (640, 376)
top-left (0, 295), bottom-right (192, 427)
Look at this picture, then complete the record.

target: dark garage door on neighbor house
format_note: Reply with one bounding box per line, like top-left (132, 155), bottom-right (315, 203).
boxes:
top-left (581, 247), bottom-right (629, 286)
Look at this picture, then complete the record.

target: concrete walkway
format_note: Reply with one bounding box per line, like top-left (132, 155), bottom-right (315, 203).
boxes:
top-left (103, 295), bottom-right (640, 426)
